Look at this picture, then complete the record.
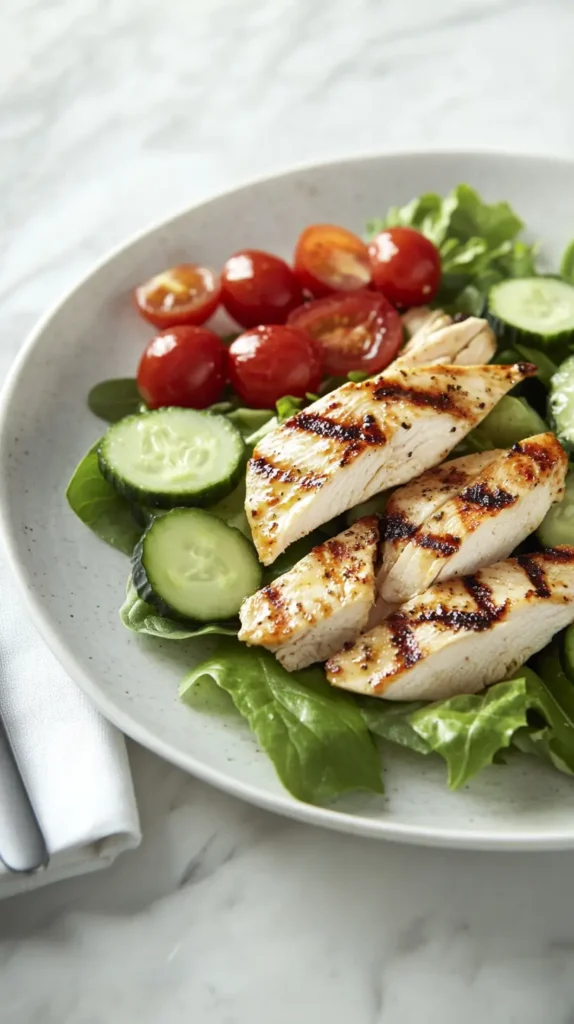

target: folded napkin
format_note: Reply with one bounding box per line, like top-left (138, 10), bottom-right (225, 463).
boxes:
top-left (0, 546), bottom-right (141, 898)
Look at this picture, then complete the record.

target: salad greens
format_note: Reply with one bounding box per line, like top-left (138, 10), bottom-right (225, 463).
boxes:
top-left (66, 442), bottom-right (141, 555)
top-left (120, 578), bottom-right (238, 640)
top-left (65, 181), bottom-right (574, 808)
top-left (179, 639), bottom-right (383, 804)
top-left (88, 378), bottom-right (144, 423)
top-left (367, 183), bottom-right (538, 314)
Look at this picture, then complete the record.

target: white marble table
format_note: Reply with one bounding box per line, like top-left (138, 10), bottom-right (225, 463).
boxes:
top-left (3, 0), bottom-right (574, 1020)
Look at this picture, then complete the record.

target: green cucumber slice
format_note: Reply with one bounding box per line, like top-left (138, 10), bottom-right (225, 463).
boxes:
top-left (132, 508), bottom-right (262, 621)
top-left (98, 408), bottom-right (245, 507)
top-left (488, 277), bottom-right (574, 349)
top-left (549, 354), bottom-right (574, 453)
top-left (537, 468), bottom-right (574, 548)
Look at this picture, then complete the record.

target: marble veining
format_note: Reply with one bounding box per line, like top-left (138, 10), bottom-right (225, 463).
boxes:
top-left (3, 0), bottom-right (574, 1020)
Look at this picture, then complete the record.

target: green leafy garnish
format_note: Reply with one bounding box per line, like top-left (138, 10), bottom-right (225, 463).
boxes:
top-left (120, 578), bottom-right (238, 639)
top-left (461, 395), bottom-right (547, 453)
top-left (226, 407), bottom-right (273, 437)
top-left (66, 443), bottom-right (141, 554)
top-left (180, 640), bottom-right (383, 803)
top-left (560, 239), bottom-right (574, 284)
top-left (368, 184), bottom-right (538, 313)
top-left (361, 662), bottom-right (574, 789)
top-left (88, 379), bottom-right (143, 423)
top-left (207, 480), bottom-right (250, 538)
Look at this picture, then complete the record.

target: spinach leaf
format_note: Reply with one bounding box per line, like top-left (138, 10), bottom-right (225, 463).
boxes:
top-left (208, 480), bottom-right (250, 538)
top-left (179, 640), bottom-right (383, 804)
top-left (66, 443), bottom-right (141, 554)
top-left (227, 407), bottom-right (273, 438)
top-left (120, 578), bottom-right (238, 639)
top-left (88, 379), bottom-right (143, 423)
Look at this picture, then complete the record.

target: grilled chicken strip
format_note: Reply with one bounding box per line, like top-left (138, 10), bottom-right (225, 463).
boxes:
top-left (326, 547), bottom-right (574, 701)
top-left (395, 315), bottom-right (496, 368)
top-left (378, 433), bottom-right (568, 604)
top-left (239, 517), bottom-right (379, 671)
top-left (246, 361), bottom-right (536, 565)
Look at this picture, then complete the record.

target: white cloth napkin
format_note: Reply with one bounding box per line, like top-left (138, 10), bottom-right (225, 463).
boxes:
top-left (0, 549), bottom-right (141, 898)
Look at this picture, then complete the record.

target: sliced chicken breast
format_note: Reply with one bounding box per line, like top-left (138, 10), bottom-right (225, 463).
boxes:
top-left (402, 307), bottom-right (451, 340)
top-left (326, 547), bottom-right (574, 701)
top-left (246, 361), bottom-right (536, 565)
top-left (238, 517), bottom-right (379, 671)
top-left (378, 433), bottom-right (568, 603)
top-left (395, 316), bottom-right (496, 368)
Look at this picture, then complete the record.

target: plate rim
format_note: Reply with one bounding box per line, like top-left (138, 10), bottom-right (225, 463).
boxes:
top-left (3, 147), bottom-right (574, 851)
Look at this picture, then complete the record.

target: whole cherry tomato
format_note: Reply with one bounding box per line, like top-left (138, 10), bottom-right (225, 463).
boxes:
top-left (288, 292), bottom-right (403, 377)
top-left (221, 249), bottom-right (304, 328)
top-left (134, 264), bottom-right (221, 328)
top-left (227, 325), bottom-right (322, 409)
top-left (368, 227), bottom-right (441, 308)
top-left (137, 325), bottom-right (226, 409)
top-left (293, 224), bottom-right (372, 297)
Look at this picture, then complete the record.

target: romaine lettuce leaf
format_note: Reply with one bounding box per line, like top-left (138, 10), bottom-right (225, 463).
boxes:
top-left (120, 578), bottom-right (238, 639)
top-left (179, 640), bottom-right (383, 804)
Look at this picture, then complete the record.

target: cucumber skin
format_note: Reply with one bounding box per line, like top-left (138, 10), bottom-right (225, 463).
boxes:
top-left (487, 278), bottom-right (574, 356)
top-left (131, 530), bottom-right (186, 620)
top-left (487, 309), bottom-right (574, 358)
top-left (97, 411), bottom-right (246, 509)
top-left (131, 512), bottom-right (262, 622)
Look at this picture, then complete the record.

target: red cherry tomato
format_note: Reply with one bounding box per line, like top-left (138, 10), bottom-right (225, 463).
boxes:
top-left (228, 326), bottom-right (322, 409)
top-left (137, 326), bottom-right (226, 410)
top-left (134, 264), bottom-right (221, 329)
top-left (293, 224), bottom-right (372, 297)
top-left (288, 292), bottom-right (403, 377)
top-left (368, 227), bottom-right (441, 308)
top-left (221, 249), bottom-right (304, 328)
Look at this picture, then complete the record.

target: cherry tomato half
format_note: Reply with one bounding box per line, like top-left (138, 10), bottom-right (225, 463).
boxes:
top-left (293, 224), bottom-right (372, 297)
top-left (221, 249), bottom-right (304, 328)
top-left (288, 292), bottom-right (403, 377)
top-left (137, 326), bottom-right (226, 410)
top-left (228, 326), bottom-right (322, 409)
top-left (368, 227), bottom-right (441, 308)
top-left (134, 264), bottom-right (221, 329)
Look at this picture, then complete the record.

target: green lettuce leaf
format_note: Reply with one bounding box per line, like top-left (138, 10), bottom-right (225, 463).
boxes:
top-left (120, 578), bottom-right (238, 639)
top-left (207, 480), bottom-right (250, 538)
top-left (560, 239), bottom-right (574, 284)
top-left (179, 640), bottom-right (383, 804)
top-left (459, 395), bottom-right (548, 454)
top-left (66, 442), bottom-right (141, 555)
top-left (367, 184), bottom-right (538, 313)
top-left (361, 660), bottom-right (574, 789)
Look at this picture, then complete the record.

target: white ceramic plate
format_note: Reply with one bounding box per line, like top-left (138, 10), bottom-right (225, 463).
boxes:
top-left (3, 151), bottom-right (574, 851)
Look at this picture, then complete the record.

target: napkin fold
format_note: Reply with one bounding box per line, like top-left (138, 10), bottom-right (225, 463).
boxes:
top-left (0, 549), bottom-right (140, 898)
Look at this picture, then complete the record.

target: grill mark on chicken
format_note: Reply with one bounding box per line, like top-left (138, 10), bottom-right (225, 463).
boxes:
top-left (512, 439), bottom-right (562, 472)
top-left (371, 380), bottom-right (469, 417)
top-left (414, 574), bottom-right (507, 632)
top-left (539, 547), bottom-right (574, 564)
top-left (381, 511), bottom-right (417, 542)
top-left (249, 456), bottom-right (326, 490)
top-left (286, 411), bottom-right (386, 446)
top-left (457, 482), bottom-right (517, 512)
top-left (516, 554), bottom-right (551, 599)
top-left (415, 531), bottom-right (461, 556)
top-left (386, 611), bottom-right (422, 671)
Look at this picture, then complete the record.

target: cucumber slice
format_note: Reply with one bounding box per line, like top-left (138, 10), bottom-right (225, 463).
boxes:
top-left (488, 277), bottom-right (574, 349)
top-left (537, 469), bottom-right (574, 548)
top-left (98, 408), bottom-right (245, 508)
top-left (549, 354), bottom-right (574, 453)
top-left (132, 508), bottom-right (262, 621)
